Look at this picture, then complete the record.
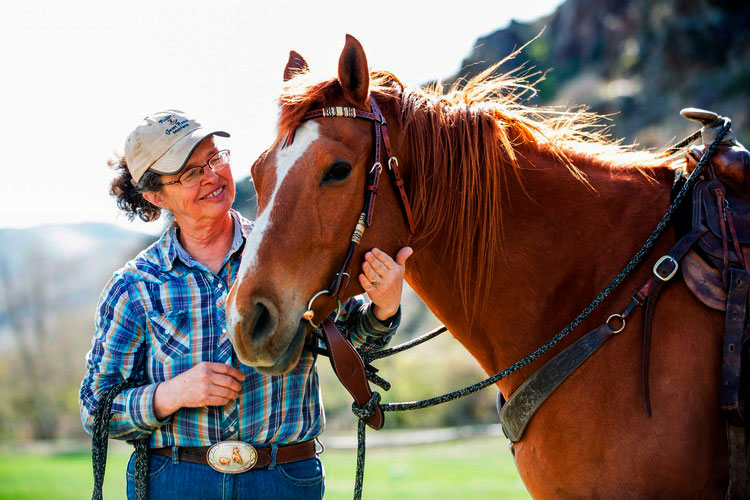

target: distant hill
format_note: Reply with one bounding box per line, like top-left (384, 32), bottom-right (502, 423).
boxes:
top-left (233, 175), bottom-right (257, 220)
top-left (447, 0), bottom-right (750, 146)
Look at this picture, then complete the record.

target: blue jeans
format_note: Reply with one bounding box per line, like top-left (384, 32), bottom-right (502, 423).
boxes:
top-left (126, 449), bottom-right (325, 500)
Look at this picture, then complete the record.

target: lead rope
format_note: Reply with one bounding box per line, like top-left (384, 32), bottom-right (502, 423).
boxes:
top-left (91, 380), bottom-right (148, 500)
top-left (346, 119), bottom-right (731, 500)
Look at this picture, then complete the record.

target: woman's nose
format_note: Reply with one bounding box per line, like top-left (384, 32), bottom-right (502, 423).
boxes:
top-left (201, 166), bottom-right (220, 184)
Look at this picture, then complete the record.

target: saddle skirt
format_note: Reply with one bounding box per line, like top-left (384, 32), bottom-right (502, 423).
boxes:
top-left (681, 147), bottom-right (750, 311)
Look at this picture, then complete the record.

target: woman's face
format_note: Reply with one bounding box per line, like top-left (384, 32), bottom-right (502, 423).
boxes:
top-left (151, 136), bottom-right (236, 225)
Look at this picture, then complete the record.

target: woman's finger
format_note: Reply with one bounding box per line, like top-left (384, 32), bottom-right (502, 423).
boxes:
top-left (362, 261), bottom-right (380, 282)
top-left (209, 385), bottom-right (238, 399)
top-left (213, 374), bottom-right (243, 392)
top-left (366, 252), bottom-right (388, 274)
top-left (205, 396), bottom-right (230, 407)
top-left (370, 248), bottom-right (395, 270)
top-left (394, 247), bottom-right (413, 267)
top-left (359, 273), bottom-right (377, 292)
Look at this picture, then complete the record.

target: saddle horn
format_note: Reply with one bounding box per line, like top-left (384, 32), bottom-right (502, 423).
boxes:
top-left (680, 107), bottom-right (740, 147)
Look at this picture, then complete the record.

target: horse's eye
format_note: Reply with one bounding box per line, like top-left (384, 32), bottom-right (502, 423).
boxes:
top-left (322, 161), bottom-right (352, 183)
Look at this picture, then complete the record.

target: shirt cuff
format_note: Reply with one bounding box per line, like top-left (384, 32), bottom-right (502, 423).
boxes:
top-left (363, 303), bottom-right (401, 333)
top-left (125, 382), bottom-right (172, 431)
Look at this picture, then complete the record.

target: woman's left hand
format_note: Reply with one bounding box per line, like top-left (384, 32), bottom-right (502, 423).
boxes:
top-left (359, 247), bottom-right (413, 321)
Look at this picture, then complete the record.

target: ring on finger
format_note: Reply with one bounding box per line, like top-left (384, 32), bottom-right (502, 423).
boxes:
top-left (370, 280), bottom-right (379, 287)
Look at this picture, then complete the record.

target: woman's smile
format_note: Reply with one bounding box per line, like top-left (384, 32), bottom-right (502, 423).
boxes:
top-left (200, 185), bottom-right (226, 201)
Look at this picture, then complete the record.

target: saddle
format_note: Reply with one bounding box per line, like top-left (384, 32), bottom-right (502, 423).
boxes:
top-left (671, 109), bottom-right (750, 499)
top-left (681, 111), bottom-right (750, 309)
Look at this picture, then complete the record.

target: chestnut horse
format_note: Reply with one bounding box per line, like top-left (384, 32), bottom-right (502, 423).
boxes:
top-left (227, 35), bottom-right (726, 497)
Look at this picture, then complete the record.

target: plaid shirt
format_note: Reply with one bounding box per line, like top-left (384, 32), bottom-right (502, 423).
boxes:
top-left (79, 210), bottom-right (399, 447)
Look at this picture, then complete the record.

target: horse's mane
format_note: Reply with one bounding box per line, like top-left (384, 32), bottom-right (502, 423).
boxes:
top-left (277, 61), bottom-right (680, 315)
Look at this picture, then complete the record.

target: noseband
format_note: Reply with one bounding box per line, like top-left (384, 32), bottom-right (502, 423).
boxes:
top-left (287, 97), bottom-right (415, 320)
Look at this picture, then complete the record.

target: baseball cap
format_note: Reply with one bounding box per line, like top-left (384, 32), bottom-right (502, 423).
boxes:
top-left (124, 109), bottom-right (230, 185)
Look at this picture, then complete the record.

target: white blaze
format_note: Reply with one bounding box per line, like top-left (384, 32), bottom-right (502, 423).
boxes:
top-left (229, 122), bottom-right (320, 327)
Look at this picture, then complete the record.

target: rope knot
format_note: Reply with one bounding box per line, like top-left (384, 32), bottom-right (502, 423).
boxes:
top-left (351, 391), bottom-right (381, 421)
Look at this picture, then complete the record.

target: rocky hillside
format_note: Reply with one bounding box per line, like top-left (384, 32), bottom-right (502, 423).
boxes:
top-left (451, 0), bottom-right (750, 146)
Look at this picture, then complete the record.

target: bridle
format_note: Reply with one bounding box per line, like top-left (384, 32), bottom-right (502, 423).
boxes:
top-left (282, 96), bottom-right (416, 432)
top-left (286, 97), bottom-right (415, 324)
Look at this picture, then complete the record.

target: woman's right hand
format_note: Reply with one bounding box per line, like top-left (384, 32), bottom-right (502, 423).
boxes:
top-left (153, 362), bottom-right (246, 419)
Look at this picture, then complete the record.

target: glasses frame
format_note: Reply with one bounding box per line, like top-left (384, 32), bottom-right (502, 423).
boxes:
top-left (161, 149), bottom-right (231, 187)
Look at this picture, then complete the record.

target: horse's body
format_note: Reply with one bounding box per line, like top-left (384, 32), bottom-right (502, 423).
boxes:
top-left (409, 148), bottom-right (726, 497)
top-left (227, 36), bottom-right (728, 497)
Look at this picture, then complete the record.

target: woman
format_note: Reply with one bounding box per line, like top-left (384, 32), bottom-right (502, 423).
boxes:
top-left (79, 110), bottom-right (412, 499)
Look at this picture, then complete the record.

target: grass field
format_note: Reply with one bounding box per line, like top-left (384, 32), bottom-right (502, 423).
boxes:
top-left (0, 437), bottom-right (529, 499)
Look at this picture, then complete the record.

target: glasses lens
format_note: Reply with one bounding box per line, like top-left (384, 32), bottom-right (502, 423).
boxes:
top-left (180, 166), bottom-right (204, 187)
top-left (209, 150), bottom-right (230, 171)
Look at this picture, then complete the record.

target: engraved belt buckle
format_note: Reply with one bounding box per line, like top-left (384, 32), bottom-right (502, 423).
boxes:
top-left (206, 441), bottom-right (258, 474)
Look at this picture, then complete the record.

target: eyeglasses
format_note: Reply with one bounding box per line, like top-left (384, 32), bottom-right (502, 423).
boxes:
top-left (161, 149), bottom-right (231, 187)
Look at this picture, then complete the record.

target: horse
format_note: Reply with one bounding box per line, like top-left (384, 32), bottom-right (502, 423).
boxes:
top-left (226, 35), bottom-right (727, 497)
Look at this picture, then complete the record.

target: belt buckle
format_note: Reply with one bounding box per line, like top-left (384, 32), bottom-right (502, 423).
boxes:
top-left (206, 441), bottom-right (258, 474)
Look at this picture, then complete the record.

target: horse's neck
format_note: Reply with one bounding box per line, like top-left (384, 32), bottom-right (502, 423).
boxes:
top-left (406, 147), bottom-right (674, 388)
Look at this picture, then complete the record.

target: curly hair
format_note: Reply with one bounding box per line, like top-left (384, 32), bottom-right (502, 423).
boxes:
top-left (109, 154), bottom-right (163, 222)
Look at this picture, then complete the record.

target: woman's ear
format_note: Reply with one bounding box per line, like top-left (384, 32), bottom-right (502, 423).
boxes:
top-left (142, 191), bottom-right (165, 208)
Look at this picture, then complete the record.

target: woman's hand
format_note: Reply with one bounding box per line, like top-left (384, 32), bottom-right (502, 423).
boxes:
top-left (153, 362), bottom-right (246, 419)
top-left (359, 247), bottom-right (413, 322)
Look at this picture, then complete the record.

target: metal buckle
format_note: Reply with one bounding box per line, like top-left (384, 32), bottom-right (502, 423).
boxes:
top-left (206, 441), bottom-right (258, 474)
top-left (302, 289), bottom-right (342, 328)
top-left (653, 255), bottom-right (679, 281)
top-left (606, 314), bottom-right (627, 334)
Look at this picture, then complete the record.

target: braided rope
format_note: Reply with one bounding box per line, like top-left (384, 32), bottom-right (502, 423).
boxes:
top-left (348, 119), bottom-right (731, 499)
top-left (662, 129), bottom-right (703, 157)
top-left (361, 325), bottom-right (447, 363)
top-left (91, 380), bottom-right (148, 500)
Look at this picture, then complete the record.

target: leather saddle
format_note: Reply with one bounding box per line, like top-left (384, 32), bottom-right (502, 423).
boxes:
top-left (661, 109), bottom-right (750, 498)
top-left (678, 109), bottom-right (750, 311)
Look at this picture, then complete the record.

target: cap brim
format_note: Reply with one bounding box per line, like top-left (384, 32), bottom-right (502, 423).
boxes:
top-left (149, 128), bottom-right (230, 175)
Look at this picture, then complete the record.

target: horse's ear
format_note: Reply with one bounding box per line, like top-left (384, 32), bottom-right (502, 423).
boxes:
top-left (338, 34), bottom-right (370, 107)
top-left (283, 50), bottom-right (309, 81)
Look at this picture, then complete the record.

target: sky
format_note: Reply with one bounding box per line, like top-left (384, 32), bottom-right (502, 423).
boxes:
top-left (1, 0), bottom-right (563, 235)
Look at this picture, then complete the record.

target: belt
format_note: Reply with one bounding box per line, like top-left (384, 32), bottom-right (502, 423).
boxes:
top-left (150, 440), bottom-right (317, 474)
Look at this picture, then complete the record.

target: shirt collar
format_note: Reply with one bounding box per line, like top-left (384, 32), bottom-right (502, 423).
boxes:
top-left (156, 210), bottom-right (248, 272)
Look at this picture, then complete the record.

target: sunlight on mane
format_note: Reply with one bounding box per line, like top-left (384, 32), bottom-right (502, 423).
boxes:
top-left (276, 53), bottom-right (681, 317)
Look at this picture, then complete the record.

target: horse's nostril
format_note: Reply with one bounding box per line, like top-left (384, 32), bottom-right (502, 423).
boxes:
top-left (251, 301), bottom-right (273, 342)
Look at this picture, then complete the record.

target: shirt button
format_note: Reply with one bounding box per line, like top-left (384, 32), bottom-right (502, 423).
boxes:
top-left (222, 328), bottom-right (227, 334)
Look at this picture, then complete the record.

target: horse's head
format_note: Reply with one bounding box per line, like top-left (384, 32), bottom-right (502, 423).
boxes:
top-left (227, 35), bottom-right (411, 373)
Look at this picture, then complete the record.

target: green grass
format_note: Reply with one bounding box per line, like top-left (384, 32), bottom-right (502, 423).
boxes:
top-left (0, 437), bottom-right (529, 499)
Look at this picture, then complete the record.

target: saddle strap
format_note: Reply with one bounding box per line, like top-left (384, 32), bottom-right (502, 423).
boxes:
top-left (319, 318), bottom-right (384, 430)
top-left (721, 268), bottom-right (748, 419)
top-left (499, 322), bottom-right (619, 443)
top-left (724, 269), bottom-right (750, 500)
top-left (642, 223), bottom-right (711, 416)
top-left (726, 423), bottom-right (750, 500)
